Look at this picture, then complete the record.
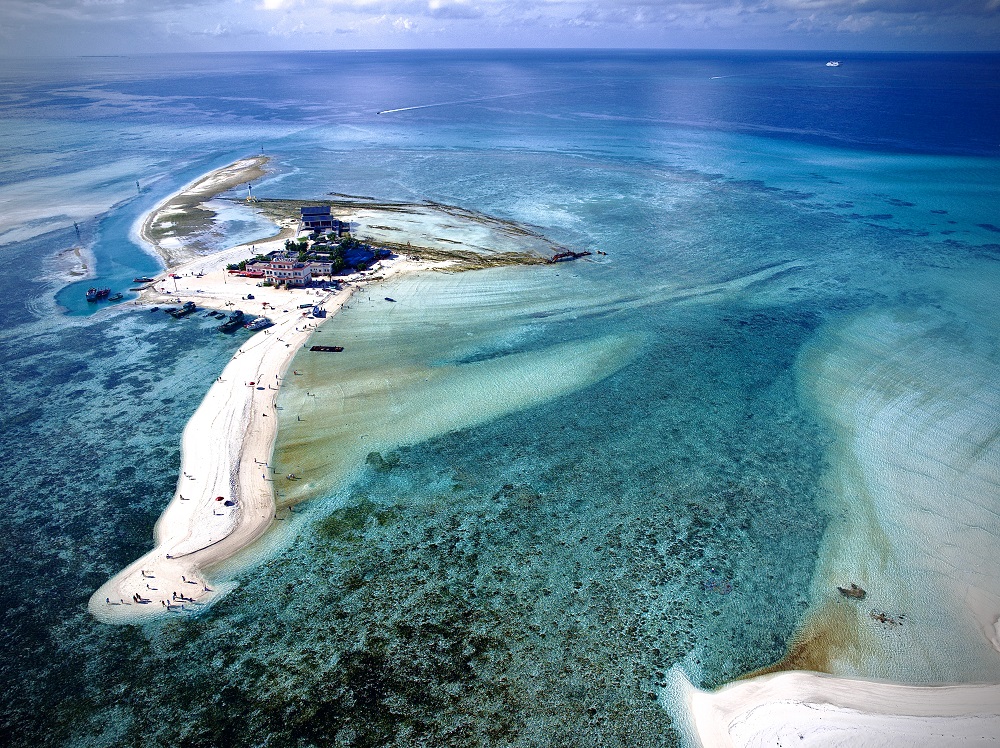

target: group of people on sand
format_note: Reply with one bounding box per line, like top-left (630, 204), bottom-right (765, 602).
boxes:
top-left (104, 592), bottom-right (150, 605)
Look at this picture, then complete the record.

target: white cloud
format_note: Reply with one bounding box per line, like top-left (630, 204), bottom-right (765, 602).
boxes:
top-left (0, 0), bottom-right (998, 54)
top-left (836, 12), bottom-right (878, 30)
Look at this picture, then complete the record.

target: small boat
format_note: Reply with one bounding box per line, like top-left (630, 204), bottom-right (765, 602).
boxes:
top-left (133, 276), bottom-right (155, 283)
top-left (384, 297), bottom-right (396, 302)
top-left (86, 287), bottom-right (110, 302)
top-left (218, 310), bottom-right (245, 333)
top-left (826, 61), bottom-right (840, 67)
top-left (244, 316), bottom-right (272, 331)
top-left (310, 345), bottom-right (344, 352)
top-left (108, 292), bottom-right (123, 301)
top-left (150, 307), bottom-right (159, 312)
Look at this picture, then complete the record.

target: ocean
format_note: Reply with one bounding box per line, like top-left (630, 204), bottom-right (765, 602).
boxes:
top-left (1, 50), bottom-right (998, 746)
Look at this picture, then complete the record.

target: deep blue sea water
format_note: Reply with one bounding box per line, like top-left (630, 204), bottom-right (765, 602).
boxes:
top-left (1, 50), bottom-right (998, 747)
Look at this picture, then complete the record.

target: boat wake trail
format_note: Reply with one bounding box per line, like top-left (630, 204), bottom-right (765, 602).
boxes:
top-left (377, 88), bottom-right (569, 115)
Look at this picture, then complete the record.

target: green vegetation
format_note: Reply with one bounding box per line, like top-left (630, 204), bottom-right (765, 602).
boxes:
top-left (226, 253), bottom-right (270, 271)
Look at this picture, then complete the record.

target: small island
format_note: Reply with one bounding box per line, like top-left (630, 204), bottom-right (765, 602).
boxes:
top-left (90, 157), bottom-right (569, 623)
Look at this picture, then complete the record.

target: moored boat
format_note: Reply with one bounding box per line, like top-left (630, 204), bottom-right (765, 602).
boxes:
top-left (244, 316), bottom-right (272, 331)
top-left (168, 301), bottom-right (197, 318)
top-left (132, 276), bottom-right (155, 283)
top-left (86, 287), bottom-right (111, 301)
top-left (218, 310), bottom-right (245, 333)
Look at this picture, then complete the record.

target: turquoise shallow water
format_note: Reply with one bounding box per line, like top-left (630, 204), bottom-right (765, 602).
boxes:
top-left (1, 51), bottom-right (998, 746)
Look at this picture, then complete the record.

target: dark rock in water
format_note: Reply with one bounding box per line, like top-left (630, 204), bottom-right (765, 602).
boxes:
top-left (365, 451), bottom-right (400, 472)
top-left (837, 583), bottom-right (866, 600)
top-left (493, 482), bottom-right (541, 509)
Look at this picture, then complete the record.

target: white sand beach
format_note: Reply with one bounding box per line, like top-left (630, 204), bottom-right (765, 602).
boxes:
top-left (676, 668), bottom-right (1000, 747)
top-left (90, 247), bottom-right (432, 621)
top-left (139, 156), bottom-right (273, 266)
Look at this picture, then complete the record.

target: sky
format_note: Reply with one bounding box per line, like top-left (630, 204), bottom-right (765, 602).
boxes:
top-left (1, 0), bottom-right (999, 56)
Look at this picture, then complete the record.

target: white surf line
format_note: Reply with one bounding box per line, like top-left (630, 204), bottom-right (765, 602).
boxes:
top-left (376, 87), bottom-right (576, 115)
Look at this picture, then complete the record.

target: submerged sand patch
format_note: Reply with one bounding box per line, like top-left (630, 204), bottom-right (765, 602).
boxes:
top-left (795, 307), bottom-right (1000, 682)
top-left (677, 298), bottom-right (1000, 745)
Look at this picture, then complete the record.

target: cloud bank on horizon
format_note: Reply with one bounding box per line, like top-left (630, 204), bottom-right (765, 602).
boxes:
top-left (1, 0), bottom-right (998, 55)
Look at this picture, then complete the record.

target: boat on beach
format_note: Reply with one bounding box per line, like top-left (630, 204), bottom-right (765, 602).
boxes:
top-left (218, 310), bottom-right (245, 333)
top-left (168, 301), bottom-right (197, 318)
top-left (244, 316), bottom-right (272, 331)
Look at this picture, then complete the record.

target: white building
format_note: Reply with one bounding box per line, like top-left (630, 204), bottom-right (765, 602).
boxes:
top-left (262, 259), bottom-right (311, 287)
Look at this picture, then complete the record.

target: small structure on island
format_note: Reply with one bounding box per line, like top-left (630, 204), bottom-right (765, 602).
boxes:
top-left (306, 259), bottom-right (334, 276)
top-left (300, 206), bottom-right (350, 236)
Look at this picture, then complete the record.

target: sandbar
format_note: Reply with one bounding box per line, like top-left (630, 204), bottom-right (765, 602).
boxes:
top-left (677, 305), bottom-right (1000, 745)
